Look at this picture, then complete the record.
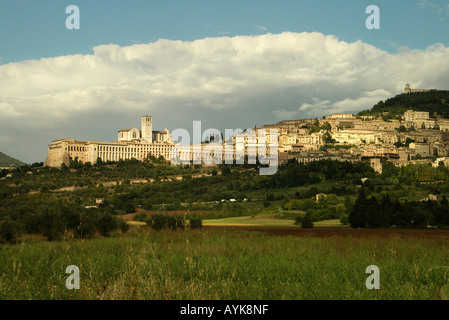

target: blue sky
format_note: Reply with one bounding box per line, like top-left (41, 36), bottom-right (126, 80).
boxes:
top-left (1, 0), bottom-right (449, 163)
top-left (1, 0), bottom-right (448, 64)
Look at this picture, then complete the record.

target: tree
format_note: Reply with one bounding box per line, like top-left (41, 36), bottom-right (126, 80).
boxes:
top-left (394, 141), bottom-right (405, 148)
top-left (39, 208), bottom-right (65, 241)
top-left (167, 215), bottom-right (179, 230)
top-left (365, 197), bottom-right (382, 228)
top-left (382, 161), bottom-right (399, 179)
top-left (147, 213), bottom-right (167, 230)
top-left (117, 219), bottom-right (130, 233)
top-left (97, 213), bottom-right (118, 236)
top-left (434, 201), bottom-right (449, 228)
top-left (411, 206), bottom-right (429, 229)
top-left (189, 215), bottom-right (203, 229)
top-left (348, 189), bottom-right (368, 228)
top-left (221, 166), bottom-right (231, 176)
top-left (339, 214), bottom-right (349, 225)
top-left (0, 217), bottom-right (18, 243)
top-left (301, 214), bottom-right (314, 228)
top-left (343, 195), bottom-right (353, 212)
top-left (322, 132), bottom-right (334, 144)
top-left (76, 211), bottom-right (97, 238)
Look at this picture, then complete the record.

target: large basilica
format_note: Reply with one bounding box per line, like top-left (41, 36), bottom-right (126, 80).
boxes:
top-left (44, 116), bottom-right (174, 167)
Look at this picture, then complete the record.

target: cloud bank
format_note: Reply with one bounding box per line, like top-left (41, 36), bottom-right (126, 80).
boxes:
top-left (1, 31), bottom-right (449, 163)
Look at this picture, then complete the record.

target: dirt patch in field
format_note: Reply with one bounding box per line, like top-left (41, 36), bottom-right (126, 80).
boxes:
top-left (207, 226), bottom-right (449, 240)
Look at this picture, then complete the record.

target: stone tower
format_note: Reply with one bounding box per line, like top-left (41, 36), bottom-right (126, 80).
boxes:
top-left (404, 84), bottom-right (411, 93)
top-left (141, 116), bottom-right (152, 143)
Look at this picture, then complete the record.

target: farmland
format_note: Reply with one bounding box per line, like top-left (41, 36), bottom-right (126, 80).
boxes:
top-left (1, 225), bottom-right (449, 300)
top-left (2, 159), bottom-right (449, 300)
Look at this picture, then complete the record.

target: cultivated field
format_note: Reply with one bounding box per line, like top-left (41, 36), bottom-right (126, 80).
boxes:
top-left (1, 225), bottom-right (449, 300)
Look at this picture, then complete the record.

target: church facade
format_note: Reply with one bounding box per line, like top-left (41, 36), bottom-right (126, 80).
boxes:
top-left (44, 116), bottom-right (175, 167)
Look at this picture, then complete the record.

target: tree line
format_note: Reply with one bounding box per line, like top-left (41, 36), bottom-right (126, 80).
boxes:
top-left (0, 200), bottom-right (129, 243)
top-left (348, 189), bottom-right (449, 229)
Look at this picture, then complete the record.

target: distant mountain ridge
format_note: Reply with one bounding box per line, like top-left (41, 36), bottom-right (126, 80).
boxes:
top-left (359, 90), bottom-right (449, 118)
top-left (0, 151), bottom-right (26, 167)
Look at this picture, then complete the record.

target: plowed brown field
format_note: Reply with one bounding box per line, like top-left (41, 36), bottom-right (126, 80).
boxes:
top-left (206, 225), bottom-right (449, 240)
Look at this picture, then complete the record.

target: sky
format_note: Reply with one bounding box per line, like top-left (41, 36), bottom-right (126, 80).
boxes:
top-left (1, 0), bottom-right (449, 163)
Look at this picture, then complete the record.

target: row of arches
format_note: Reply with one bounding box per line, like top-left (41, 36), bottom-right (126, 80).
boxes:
top-left (69, 145), bottom-right (86, 152)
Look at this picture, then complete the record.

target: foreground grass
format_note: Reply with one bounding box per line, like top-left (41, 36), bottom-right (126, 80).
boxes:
top-left (1, 227), bottom-right (449, 299)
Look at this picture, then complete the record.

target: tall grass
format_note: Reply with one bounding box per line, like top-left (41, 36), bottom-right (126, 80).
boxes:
top-left (1, 228), bottom-right (449, 299)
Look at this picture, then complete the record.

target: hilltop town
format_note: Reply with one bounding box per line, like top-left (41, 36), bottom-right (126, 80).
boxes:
top-left (264, 107), bottom-right (449, 173)
top-left (42, 85), bottom-right (449, 173)
top-left (264, 85), bottom-right (449, 172)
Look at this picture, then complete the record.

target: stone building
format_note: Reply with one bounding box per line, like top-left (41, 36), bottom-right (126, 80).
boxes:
top-left (370, 158), bottom-right (382, 174)
top-left (44, 116), bottom-right (175, 167)
top-left (403, 110), bottom-right (429, 122)
top-left (404, 84), bottom-right (431, 94)
top-left (409, 142), bottom-right (431, 157)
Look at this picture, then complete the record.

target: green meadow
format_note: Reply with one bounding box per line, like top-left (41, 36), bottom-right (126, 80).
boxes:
top-left (1, 226), bottom-right (449, 300)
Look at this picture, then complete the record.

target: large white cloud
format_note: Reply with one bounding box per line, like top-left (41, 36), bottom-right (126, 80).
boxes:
top-left (1, 31), bottom-right (449, 163)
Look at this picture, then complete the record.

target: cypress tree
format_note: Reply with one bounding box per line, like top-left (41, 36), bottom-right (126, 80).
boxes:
top-left (348, 189), bottom-right (368, 228)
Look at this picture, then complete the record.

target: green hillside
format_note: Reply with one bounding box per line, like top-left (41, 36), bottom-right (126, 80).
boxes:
top-left (0, 151), bottom-right (26, 167)
top-left (358, 90), bottom-right (449, 118)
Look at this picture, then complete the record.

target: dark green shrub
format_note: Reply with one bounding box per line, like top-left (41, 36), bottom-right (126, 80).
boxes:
top-left (63, 208), bottom-right (81, 231)
top-left (0, 217), bottom-right (18, 243)
top-left (39, 210), bottom-right (65, 241)
top-left (340, 214), bottom-right (349, 225)
top-left (294, 216), bottom-right (303, 225)
top-left (133, 213), bottom-right (148, 222)
top-left (97, 213), bottom-right (118, 237)
top-left (175, 215), bottom-right (186, 230)
top-left (23, 213), bottom-right (41, 234)
top-left (117, 219), bottom-right (130, 234)
top-left (148, 213), bottom-right (167, 230)
top-left (189, 215), bottom-right (203, 229)
top-left (167, 216), bottom-right (178, 230)
top-left (76, 211), bottom-right (97, 238)
top-left (301, 215), bottom-right (314, 228)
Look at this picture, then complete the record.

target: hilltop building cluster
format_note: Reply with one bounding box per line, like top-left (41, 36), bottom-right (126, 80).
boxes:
top-left (44, 86), bottom-right (449, 172)
top-left (264, 109), bottom-right (449, 172)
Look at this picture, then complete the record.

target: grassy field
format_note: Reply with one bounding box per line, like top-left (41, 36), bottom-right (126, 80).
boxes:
top-left (203, 214), bottom-right (299, 226)
top-left (203, 215), bottom-right (345, 227)
top-left (1, 226), bottom-right (449, 300)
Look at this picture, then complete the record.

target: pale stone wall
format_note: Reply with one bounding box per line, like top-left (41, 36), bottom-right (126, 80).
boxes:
top-left (44, 140), bottom-right (71, 167)
top-left (45, 138), bottom-right (176, 167)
